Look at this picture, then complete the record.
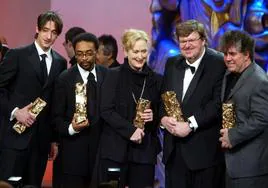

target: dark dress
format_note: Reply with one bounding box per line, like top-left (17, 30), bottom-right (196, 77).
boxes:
top-left (99, 60), bottom-right (162, 188)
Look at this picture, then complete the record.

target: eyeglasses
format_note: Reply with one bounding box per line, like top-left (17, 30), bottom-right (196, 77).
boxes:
top-left (76, 51), bottom-right (96, 59)
top-left (179, 37), bottom-right (201, 46)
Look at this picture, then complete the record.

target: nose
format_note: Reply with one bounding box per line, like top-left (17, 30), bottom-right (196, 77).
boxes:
top-left (47, 31), bottom-right (52, 39)
top-left (225, 54), bottom-right (232, 61)
top-left (137, 52), bottom-right (143, 59)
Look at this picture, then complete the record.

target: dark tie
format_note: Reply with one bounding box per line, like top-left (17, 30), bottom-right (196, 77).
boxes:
top-left (40, 54), bottom-right (48, 85)
top-left (182, 61), bottom-right (195, 74)
top-left (87, 72), bottom-right (97, 118)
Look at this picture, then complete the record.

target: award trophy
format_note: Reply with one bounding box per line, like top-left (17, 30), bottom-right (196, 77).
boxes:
top-left (74, 83), bottom-right (87, 124)
top-left (161, 91), bottom-right (184, 122)
top-left (133, 98), bottom-right (151, 129)
top-left (13, 97), bottom-right (47, 134)
top-left (222, 103), bottom-right (236, 129)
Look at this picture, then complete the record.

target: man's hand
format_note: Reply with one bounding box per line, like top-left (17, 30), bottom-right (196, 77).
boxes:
top-left (130, 128), bottom-right (145, 144)
top-left (141, 109), bottom-right (153, 123)
top-left (172, 122), bottom-right (192, 137)
top-left (161, 116), bottom-right (177, 134)
top-left (219, 128), bottom-right (233, 149)
top-left (71, 115), bottom-right (89, 132)
top-left (48, 142), bottom-right (58, 161)
top-left (14, 103), bottom-right (35, 127)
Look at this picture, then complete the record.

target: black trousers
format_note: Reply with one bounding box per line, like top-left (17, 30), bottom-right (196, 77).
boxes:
top-left (165, 146), bottom-right (225, 188)
top-left (0, 147), bottom-right (48, 187)
top-left (226, 173), bottom-right (268, 188)
top-left (99, 159), bottom-right (155, 188)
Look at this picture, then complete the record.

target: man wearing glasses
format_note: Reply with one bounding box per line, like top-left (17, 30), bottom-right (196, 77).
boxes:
top-left (160, 19), bottom-right (226, 188)
top-left (51, 32), bottom-right (107, 188)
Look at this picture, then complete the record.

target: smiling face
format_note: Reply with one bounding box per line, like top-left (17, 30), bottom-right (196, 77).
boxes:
top-left (178, 31), bottom-right (205, 63)
top-left (75, 41), bottom-right (97, 71)
top-left (35, 21), bottom-right (58, 52)
top-left (124, 39), bottom-right (148, 71)
top-left (224, 46), bottom-right (251, 73)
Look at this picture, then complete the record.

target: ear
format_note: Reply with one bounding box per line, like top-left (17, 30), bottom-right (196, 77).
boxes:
top-left (123, 47), bottom-right (128, 57)
top-left (35, 26), bottom-right (39, 34)
top-left (67, 40), bottom-right (73, 48)
top-left (107, 53), bottom-right (113, 60)
top-left (244, 51), bottom-right (250, 60)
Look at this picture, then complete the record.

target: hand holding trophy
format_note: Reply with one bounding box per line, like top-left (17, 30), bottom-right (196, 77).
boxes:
top-left (133, 98), bottom-right (151, 129)
top-left (72, 83), bottom-right (89, 132)
top-left (222, 102), bottom-right (236, 129)
top-left (13, 97), bottom-right (47, 134)
top-left (161, 91), bottom-right (184, 122)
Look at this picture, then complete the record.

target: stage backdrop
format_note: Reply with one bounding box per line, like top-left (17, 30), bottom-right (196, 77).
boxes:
top-left (0, 0), bottom-right (152, 64)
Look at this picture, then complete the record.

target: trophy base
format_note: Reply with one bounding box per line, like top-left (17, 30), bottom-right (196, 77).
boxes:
top-left (13, 123), bottom-right (26, 134)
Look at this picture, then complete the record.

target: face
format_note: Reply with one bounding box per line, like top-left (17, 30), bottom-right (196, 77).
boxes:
top-left (96, 44), bottom-right (109, 66)
top-left (224, 46), bottom-right (250, 73)
top-left (178, 31), bottom-right (205, 63)
top-left (125, 39), bottom-right (148, 71)
top-left (36, 21), bottom-right (58, 52)
top-left (75, 41), bottom-right (96, 71)
top-left (63, 40), bottom-right (74, 59)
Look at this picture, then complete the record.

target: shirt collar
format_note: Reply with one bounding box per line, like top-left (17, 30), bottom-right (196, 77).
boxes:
top-left (77, 64), bottom-right (97, 82)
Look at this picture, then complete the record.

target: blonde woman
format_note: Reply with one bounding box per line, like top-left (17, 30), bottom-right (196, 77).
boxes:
top-left (99, 29), bottom-right (162, 188)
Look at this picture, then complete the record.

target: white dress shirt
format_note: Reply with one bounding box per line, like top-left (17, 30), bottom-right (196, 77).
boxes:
top-left (182, 48), bottom-right (206, 131)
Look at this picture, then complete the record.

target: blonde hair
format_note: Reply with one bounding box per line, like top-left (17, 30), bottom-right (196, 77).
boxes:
top-left (121, 29), bottom-right (150, 51)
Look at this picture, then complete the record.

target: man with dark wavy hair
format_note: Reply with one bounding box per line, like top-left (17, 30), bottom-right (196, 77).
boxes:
top-left (220, 30), bottom-right (268, 188)
top-left (0, 11), bottom-right (66, 187)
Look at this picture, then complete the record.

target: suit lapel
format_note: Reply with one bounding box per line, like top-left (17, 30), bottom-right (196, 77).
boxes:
top-left (43, 50), bottom-right (61, 88)
top-left (227, 63), bottom-right (255, 100)
top-left (95, 65), bottom-right (104, 86)
top-left (173, 60), bottom-right (185, 103)
top-left (221, 71), bottom-right (230, 102)
top-left (182, 54), bottom-right (205, 105)
top-left (28, 44), bottom-right (43, 84)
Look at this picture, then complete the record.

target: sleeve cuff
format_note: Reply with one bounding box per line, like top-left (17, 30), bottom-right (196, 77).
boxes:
top-left (188, 116), bottom-right (198, 131)
top-left (68, 124), bottom-right (79, 135)
top-left (10, 107), bottom-right (19, 121)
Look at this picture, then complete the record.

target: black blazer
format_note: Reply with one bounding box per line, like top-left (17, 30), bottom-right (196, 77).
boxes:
top-left (51, 64), bottom-right (107, 176)
top-left (160, 48), bottom-right (226, 170)
top-left (0, 43), bottom-right (66, 153)
top-left (100, 62), bottom-right (162, 164)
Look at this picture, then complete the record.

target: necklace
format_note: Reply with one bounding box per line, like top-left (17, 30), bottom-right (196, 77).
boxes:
top-left (132, 78), bottom-right (146, 104)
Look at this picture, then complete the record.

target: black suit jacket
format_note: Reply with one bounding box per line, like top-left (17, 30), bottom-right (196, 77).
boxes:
top-left (160, 48), bottom-right (226, 170)
top-left (0, 43), bottom-right (67, 153)
top-left (51, 64), bottom-right (107, 176)
top-left (100, 63), bottom-right (162, 164)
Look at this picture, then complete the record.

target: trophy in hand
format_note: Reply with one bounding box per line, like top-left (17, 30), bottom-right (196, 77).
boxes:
top-left (13, 97), bottom-right (47, 134)
top-left (133, 98), bottom-right (151, 129)
top-left (74, 83), bottom-right (88, 124)
top-left (161, 91), bottom-right (184, 122)
top-left (222, 102), bottom-right (236, 129)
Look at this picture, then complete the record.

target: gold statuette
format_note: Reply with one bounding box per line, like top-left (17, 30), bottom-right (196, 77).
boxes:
top-left (222, 103), bottom-right (236, 129)
top-left (13, 97), bottom-right (47, 134)
top-left (161, 91), bottom-right (184, 122)
top-left (133, 98), bottom-right (151, 129)
top-left (74, 83), bottom-right (87, 124)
